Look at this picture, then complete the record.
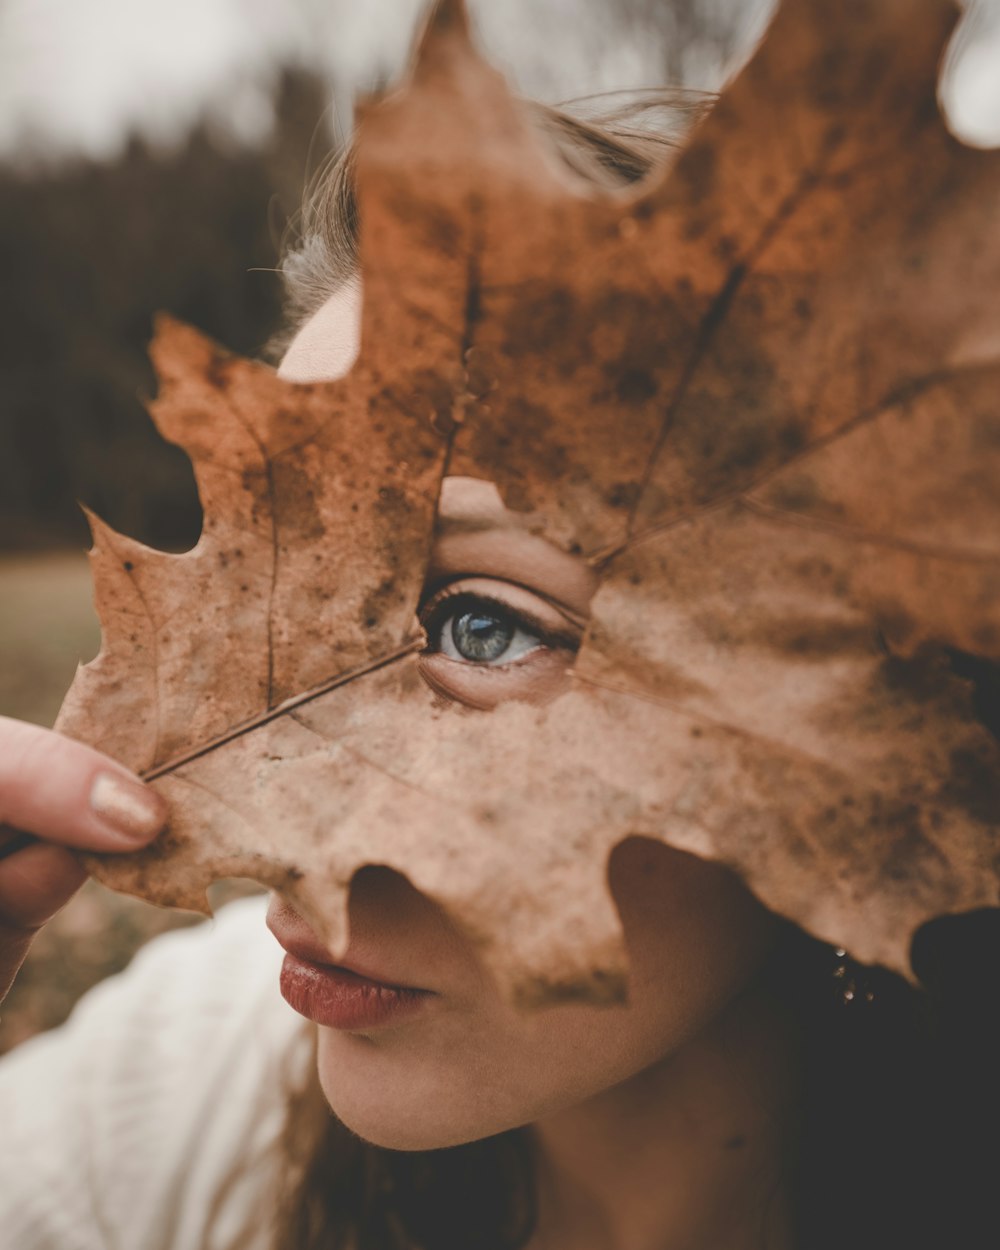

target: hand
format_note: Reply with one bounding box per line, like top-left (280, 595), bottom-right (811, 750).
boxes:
top-left (0, 716), bottom-right (166, 1005)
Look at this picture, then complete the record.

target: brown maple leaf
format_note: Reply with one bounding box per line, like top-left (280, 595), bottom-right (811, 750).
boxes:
top-left (57, 0), bottom-right (1000, 1003)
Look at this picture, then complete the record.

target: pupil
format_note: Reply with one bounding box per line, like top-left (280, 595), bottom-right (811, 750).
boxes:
top-left (451, 609), bottom-right (514, 662)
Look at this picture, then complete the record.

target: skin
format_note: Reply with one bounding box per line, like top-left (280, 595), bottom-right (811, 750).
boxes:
top-left (0, 283), bottom-right (799, 1250)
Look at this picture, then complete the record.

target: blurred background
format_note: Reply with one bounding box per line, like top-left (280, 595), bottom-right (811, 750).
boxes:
top-left (1, 0), bottom-right (998, 1053)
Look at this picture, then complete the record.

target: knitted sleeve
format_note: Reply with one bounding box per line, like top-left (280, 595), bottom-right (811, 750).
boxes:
top-left (0, 895), bottom-right (310, 1250)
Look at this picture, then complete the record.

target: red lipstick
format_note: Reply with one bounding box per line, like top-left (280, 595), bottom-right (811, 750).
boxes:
top-left (279, 952), bottom-right (431, 1030)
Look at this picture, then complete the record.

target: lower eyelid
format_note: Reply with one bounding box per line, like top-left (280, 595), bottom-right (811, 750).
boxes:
top-left (435, 646), bottom-right (575, 681)
top-left (417, 647), bottom-right (575, 710)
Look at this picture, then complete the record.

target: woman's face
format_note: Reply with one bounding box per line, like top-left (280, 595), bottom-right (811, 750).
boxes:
top-left (266, 285), bottom-right (778, 1151)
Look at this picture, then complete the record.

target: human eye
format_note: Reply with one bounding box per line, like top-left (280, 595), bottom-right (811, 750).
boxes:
top-left (424, 592), bottom-right (543, 666)
top-left (417, 577), bottom-right (584, 708)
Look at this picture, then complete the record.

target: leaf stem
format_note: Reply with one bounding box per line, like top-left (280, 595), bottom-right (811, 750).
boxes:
top-left (141, 638), bottom-right (424, 782)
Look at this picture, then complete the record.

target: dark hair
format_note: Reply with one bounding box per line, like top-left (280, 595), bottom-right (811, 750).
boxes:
top-left (275, 1074), bottom-right (536, 1250)
top-left (271, 95), bottom-right (1000, 1250)
top-left (782, 912), bottom-right (1000, 1249)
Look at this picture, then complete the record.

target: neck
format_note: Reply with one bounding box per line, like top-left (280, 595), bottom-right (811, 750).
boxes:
top-left (527, 985), bottom-right (800, 1250)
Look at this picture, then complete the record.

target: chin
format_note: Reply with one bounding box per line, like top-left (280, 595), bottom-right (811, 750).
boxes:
top-left (317, 1067), bottom-right (497, 1152)
top-left (315, 1030), bottom-right (514, 1152)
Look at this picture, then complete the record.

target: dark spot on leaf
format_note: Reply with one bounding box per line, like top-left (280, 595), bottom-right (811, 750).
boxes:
top-left (470, 398), bottom-right (568, 482)
top-left (361, 577), bottom-right (401, 637)
top-left (944, 747), bottom-right (1000, 826)
top-left (876, 606), bottom-right (918, 652)
top-left (615, 369), bottom-right (658, 406)
top-left (205, 353), bottom-right (234, 390)
top-left (386, 186), bottom-right (460, 258)
top-left (679, 142), bottom-right (717, 200)
top-left (763, 473), bottom-right (824, 514)
top-left (879, 816), bottom-right (948, 885)
top-left (947, 650), bottom-right (1000, 742)
top-left (759, 616), bottom-right (876, 661)
top-left (503, 288), bottom-right (576, 357)
top-left (778, 421), bottom-right (807, 456)
top-left (608, 481), bottom-right (640, 509)
top-left (714, 234), bottom-right (738, 262)
top-left (879, 652), bottom-right (953, 702)
top-left (273, 462), bottom-right (326, 541)
top-left (683, 216), bottom-right (708, 243)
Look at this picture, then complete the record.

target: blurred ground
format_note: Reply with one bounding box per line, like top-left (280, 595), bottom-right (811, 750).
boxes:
top-left (0, 552), bottom-right (259, 1054)
top-left (0, 552), bottom-right (99, 726)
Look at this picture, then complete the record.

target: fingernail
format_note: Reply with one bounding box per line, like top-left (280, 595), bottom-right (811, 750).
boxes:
top-left (90, 772), bottom-right (166, 844)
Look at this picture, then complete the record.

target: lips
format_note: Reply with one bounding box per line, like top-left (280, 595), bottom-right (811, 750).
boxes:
top-left (278, 953), bottom-right (431, 1030)
top-left (267, 903), bottom-right (434, 1031)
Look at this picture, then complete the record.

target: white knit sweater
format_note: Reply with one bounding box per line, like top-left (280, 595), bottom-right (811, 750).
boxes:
top-left (0, 897), bottom-right (310, 1250)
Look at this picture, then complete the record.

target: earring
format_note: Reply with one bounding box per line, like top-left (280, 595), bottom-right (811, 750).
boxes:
top-left (832, 948), bottom-right (876, 1005)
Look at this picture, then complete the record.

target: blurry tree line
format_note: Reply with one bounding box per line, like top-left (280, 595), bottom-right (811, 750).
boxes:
top-left (0, 74), bottom-right (327, 553)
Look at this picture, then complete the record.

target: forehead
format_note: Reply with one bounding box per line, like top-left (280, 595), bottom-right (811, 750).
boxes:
top-left (278, 282), bottom-right (363, 385)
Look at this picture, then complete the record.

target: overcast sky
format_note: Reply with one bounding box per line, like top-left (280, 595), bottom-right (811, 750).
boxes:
top-left (0, 0), bottom-right (996, 166)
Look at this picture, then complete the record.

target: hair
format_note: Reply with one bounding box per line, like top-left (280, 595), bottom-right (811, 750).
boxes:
top-left (270, 94), bottom-right (1000, 1250)
top-left (270, 89), bottom-right (708, 359)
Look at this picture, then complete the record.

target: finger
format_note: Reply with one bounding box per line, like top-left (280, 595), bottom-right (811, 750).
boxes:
top-left (0, 927), bottom-right (33, 1005)
top-left (0, 840), bottom-right (87, 929)
top-left (0, 717), bottom-right (166, 852)
top-left (0, 826), bottom-right (34, 860)
top-left (0, 842), bottom-right (87, 1002)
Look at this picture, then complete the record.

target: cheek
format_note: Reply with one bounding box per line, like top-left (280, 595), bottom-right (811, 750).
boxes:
top-left (609, 837), bottom-right (779, 1044)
